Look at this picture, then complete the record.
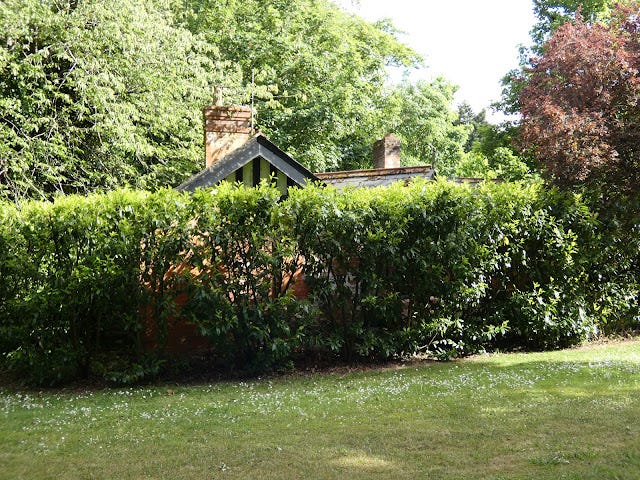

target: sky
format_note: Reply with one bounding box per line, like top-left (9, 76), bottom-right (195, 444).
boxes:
top-left (333, 0), bottom-right (537, 122)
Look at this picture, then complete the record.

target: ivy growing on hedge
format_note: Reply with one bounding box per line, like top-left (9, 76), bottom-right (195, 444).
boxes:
top-left (0, 181), bottom-right (637, 385)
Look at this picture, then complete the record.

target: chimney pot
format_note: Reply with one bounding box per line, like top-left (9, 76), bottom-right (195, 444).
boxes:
top-left (373, 134), bottom-right (401, 169)
top-left (213, 86), bottom-right (224, 106)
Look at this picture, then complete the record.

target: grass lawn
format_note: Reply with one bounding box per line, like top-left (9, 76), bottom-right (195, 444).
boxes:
top-left (1, 340), bottom-right (639, 480)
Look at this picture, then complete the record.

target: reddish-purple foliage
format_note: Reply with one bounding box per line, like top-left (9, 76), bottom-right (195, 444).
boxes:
top-left (519, 3), bottom-right (640, 193)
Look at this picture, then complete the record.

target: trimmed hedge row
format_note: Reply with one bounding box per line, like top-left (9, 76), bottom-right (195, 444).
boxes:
top-left (0, 181), bottom-right (638, 385)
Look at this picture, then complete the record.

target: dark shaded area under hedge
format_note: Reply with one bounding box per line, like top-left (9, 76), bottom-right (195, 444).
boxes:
top-left (1, 180), bottom-right (638, 386)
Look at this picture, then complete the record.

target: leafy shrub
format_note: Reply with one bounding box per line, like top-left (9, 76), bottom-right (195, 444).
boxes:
top-left (90, 354), bottom-right (166, 386)
top-left (0, 181), bottom-right (636, 385)
top-left (285, 181), bottom-right (494, 359)
top-left (182, 183), bottom-right (315, 374)
top-left (583, 193), bottom-right (640, 334)
top-left (285, 180), bottom-right (612, 359)
top-left (0, 191), bottom-right (149, 385)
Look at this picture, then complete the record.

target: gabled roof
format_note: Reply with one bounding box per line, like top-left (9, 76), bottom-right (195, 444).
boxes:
top-left (315, 165), bottom-right (435, 190)
top-left (177, 134), bottom-right (319, 192)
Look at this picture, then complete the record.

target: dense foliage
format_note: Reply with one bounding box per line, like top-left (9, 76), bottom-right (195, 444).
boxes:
top-left (519, 3), bottom-right (640, 194)
top-left (529, 0), bottom-right (623, 47)
top-left (498, 0), bottom-right (631, 116)
top-left (1, 182), bottom-right (637, 385)
top-left (0, 190), bottom-right (149, 384)
top-left (381, 79), bottom-right (470, 175)
top-left (0, 0), bottom-right (481, 201)
top-left (0, 0), bottom-right (221, 202)
top-left (178, 0), bottom-right (422, 172)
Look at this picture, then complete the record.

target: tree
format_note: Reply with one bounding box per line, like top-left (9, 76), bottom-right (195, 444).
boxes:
top-left (382, 78), bottom-right (469, 174)
top-left (519, 3), bottom-right (640, 194)
top-left (530, 0), bottom-right (617, 47)
top-left (1, 0), bottom-right (468, 201)
top-left (179, 0), bottom-right (422, 172)
top-left (0, 0), bottom-right (225, 202)
top-left (448, 102), bottom-right (532, 180)
top-left (456, 102), bottom-right (487, 152)
top-left (497, 0), bottom-right (630, 117)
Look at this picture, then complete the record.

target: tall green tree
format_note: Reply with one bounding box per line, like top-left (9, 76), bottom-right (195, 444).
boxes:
top-left (177, 0), bottom-right (422, 171)
top-left (456, 102), bottom-right (487, 152)
top-left (1, 0), bottom-right (470, 201)
top-left (381, 78), bottom-right (469, 174)
top-left (0, 0), bottom-right (225, 202)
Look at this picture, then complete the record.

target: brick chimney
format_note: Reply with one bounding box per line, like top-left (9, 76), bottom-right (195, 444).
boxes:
top-left (373, 134), bottom-right (401, 169)
top-left (203, 104), bottom-right (252, 168)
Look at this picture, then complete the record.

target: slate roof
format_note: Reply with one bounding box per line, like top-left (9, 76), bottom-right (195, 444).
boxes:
top-left (314, 165), bottom-right (435, 190)
top-left (176, 134), bottom-right (319, 192)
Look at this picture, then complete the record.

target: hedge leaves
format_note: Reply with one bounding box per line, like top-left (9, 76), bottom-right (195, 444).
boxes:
top-left (1, 181), bottom-right (637, 385)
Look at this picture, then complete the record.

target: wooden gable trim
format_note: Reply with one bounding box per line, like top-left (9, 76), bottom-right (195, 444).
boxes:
top-left (176, 134), bottom-right (319, 193)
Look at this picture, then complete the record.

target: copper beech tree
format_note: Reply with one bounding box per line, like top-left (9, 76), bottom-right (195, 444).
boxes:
top-left (519, 3), bottom-right (640, 194)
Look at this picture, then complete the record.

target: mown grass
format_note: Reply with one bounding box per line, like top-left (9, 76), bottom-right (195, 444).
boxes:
top-left (2, 340), bottom-right (639, 479)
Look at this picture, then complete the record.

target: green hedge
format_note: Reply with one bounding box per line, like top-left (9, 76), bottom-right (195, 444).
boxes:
top-left (283, 181), bottom-right (622, 359)
top-left (0, 181), bottom-right (637, 385)
top-left (0, 191), bottom-right (150, 385)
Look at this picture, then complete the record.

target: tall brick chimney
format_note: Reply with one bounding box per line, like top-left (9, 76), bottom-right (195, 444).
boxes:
top-left (373, 134), bottom-right (401, 169)
top-left (203, 101), bottom-right (252, 168)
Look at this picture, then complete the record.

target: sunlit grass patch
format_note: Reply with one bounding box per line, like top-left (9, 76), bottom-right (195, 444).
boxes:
top-left (331, 451), bottom-right (395, 470)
